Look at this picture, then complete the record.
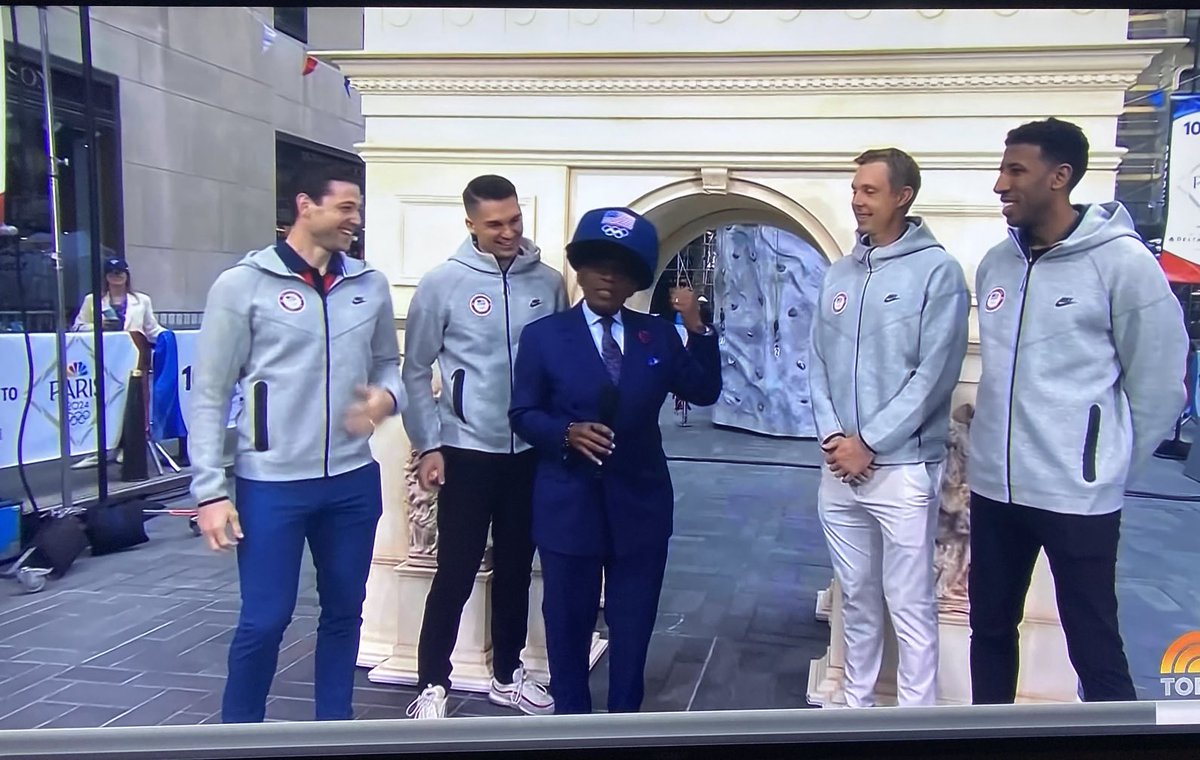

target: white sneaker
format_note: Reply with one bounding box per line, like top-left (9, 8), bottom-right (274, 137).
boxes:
top-left (406, 685), bottom-right (448, 719)
top-left (488, 666), bottom-right (554, 715)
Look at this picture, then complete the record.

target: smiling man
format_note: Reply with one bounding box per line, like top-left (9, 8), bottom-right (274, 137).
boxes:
top-left (969, 118), bottom-right (1188, 704)
top-left (808, 148), bottom-right (970, 708)
top-left (402, 175), bottom-right (567, 719)
top-left (190, 166), bottom-right (405, 723)
top-left (509, 206), bottom-right (721, 714)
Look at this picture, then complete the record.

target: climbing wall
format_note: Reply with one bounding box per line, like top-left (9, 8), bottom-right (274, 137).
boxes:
top-left (713, 224), bottom-right (830, 438)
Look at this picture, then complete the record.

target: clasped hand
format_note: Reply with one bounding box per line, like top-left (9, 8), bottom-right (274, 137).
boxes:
top-left (823, 434), bottom-right (877, 485)
top-left (568, 422), bottom-right (615, 465)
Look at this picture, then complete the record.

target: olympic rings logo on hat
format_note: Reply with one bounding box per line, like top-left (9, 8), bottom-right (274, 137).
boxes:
top-left (601, 225), bottom-right (630, 239)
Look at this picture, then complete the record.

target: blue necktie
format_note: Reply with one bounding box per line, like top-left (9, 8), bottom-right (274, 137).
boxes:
top-left (600, 316), bottom-right (622, 385)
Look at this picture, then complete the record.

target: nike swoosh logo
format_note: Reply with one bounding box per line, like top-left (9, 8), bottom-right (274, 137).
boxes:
top-left (352, 296), bottom-right (366, 305)
top-left (1055, 297), bottom-right (1075, 307)
top-left (884, 294), bottom-right (899, 303)
top-left (530, 298), bottom-right (542, 308)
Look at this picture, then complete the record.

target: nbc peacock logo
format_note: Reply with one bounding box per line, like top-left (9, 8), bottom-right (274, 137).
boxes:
top-left (66, 361), bottom-right (88, 378)
top-left (1160, 631), bottom-right (1200, 697)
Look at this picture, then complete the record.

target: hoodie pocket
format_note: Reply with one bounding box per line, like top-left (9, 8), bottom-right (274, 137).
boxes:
top-left (253, 380), bottom-right (269, 452)
top-left (1082, 404), bottom-right (1101, 483)
top-left (450, 369), bottom-right (467, 423)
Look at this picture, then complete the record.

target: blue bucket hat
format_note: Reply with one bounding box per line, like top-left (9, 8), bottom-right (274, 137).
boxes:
top-left (566, 207), bottom-right (658, 291)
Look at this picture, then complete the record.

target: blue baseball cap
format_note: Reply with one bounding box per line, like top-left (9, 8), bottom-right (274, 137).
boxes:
top-left (566, 207), bottom-right (658, 291)
top-left (104, 257), bottom-right (129, 274)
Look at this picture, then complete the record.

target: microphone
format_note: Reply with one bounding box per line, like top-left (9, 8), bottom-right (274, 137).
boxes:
top-left (594, 385), bottom-right (619, 477)
top-left (599, 384), bottom-right (619, 429)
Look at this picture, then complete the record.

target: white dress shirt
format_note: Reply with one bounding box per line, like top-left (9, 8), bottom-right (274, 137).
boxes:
top-left (581, 300), bottom-right (624, 358)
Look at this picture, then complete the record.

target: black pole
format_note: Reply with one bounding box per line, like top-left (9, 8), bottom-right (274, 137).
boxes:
top-left (79, 6), bottom-right (108, 501)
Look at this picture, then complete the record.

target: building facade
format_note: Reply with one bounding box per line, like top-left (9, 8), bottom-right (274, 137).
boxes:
top-left (3, 6), bottom-right (365, 319)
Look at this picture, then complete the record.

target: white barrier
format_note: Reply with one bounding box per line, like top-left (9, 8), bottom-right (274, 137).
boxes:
top-left (0, 330), bottom-right (240, 469)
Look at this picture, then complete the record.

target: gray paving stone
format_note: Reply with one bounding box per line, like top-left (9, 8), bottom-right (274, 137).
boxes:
top-left (158, 711), bottom-right (210, 726)
top-left (128, 669), bottom-right (228, 694)
top-left (38, 704), bottom-right (127, 729)
top-left (265, 697), bottom-right (316, 722)
top-left (0, 701), bottom-right (76, 729)
top-left (55, 665), bottom-right (143, 685)
top-left (42, 680), bottom-right (164, 710)
top-left (0, 678), bottom-right (75, 720)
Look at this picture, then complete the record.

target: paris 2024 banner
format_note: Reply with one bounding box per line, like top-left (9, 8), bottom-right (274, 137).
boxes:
top-left (1164, 94), bottom-right (1200, 273)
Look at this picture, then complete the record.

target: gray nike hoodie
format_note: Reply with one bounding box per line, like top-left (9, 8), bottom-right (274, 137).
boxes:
top-left (970, 202), bottom-right (1188, 515)
top-left (402, 237), bottom-right (568, 456)
top-left (188, 246), bottom-right (404, 506)
top-left (809, 218), bottom-right (971, 464)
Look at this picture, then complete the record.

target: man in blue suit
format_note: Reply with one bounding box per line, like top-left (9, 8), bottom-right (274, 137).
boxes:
top-left (509, 207), bottom-right (722, 714)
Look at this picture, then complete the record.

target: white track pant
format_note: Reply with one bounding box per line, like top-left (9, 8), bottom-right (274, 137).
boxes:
top-left (817, 462), bottom-right (942, 707)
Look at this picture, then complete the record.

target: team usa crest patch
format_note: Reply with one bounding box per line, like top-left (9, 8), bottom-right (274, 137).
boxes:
top-left (278, 289), bottom-right (306, 313)
top-left (832, 292), bottom-right (848, 315)
top-left (470, 293), bottom-right (493, 317)
top-left (600, 209), bottom-right (636, 239)
top-left (984, 287), bottom-right (1006, 313)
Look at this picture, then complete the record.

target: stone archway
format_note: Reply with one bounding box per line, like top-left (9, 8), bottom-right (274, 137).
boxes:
top-left (624, 176), bottom-right (843, 313)
top-left (617, 175), bottom-right (841, 438)
top-left (563, 176), bottom-right (844, 310)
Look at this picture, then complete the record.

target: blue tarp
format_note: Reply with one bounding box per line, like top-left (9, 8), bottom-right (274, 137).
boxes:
top-left (151, 330), bottom-right (188, 441)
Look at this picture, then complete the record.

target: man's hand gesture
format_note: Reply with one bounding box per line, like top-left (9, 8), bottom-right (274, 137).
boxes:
top-left (197, 499), bottom-right (243, 552)
top-left (823, 434), bottom-right (877, 485)
top-left (567, 422), bottom-right (615, 466)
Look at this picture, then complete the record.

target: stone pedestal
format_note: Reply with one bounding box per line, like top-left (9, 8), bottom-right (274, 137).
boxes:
top-left (367, 553), bottom-right (607, 692)
top-left (807, 404), bottom-right (1081, 707)
top-left (358, 415), bottom-right (412, 668)
top-left (368, 557), bottom-right (500, 691)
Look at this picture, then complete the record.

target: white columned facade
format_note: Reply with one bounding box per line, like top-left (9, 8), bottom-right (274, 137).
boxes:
top-left (319, 8), bottom-right (1179, 704)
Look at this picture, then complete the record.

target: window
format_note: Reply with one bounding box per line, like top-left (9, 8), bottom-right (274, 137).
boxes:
top-left (274, 7), bottom-right (308, 44)
top-left (2, 42), bottom-right (122, 322)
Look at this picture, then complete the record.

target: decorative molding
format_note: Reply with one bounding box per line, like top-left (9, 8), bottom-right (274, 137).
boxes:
top-left (637, 10), bottom-right (666, 25)
top-left (777, 10), bottom-right (802, 22)
top-left (572, 10), bottom-right (600, 26)
top-left (391, 193), bottom-right (538, 285)
top-left (700, 167), bottom-right (730, 194)
top-left (912, 203), bottom-right (1008, 217)
top-left (384, 9), bottom-right (411, 27)
top-left (351, 71), bottom-right (1142, 96)
top-left (704, 10), bottom-right (734, 24)
top-left (357, 145), bottom-right (1126, 173)
top-left (919, 9), bottom-right (946, 19)
top-left (508, 9), bottom-right (537, 27)
top-left (445, 9), bottom-right (474, 27)
top-left (845, 10), bottom-right (872, 20)
top-left (319, 41), bottom-right (1178, 77)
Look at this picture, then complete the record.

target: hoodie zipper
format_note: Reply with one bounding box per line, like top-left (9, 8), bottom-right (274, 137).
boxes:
top-left (1004, 239), bottom-right (1035, 502)
top-left (502, 269), bottom-right (516, 454)
top-left (851, 248), bottom-right (874, 430)
top-left (316, 277), bottom-right (342, 478)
